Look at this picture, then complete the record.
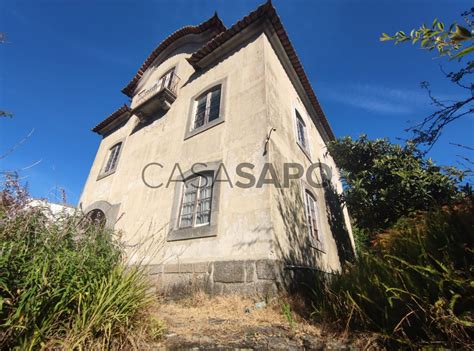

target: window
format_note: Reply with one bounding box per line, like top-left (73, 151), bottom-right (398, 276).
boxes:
top-left (103, 142), bottom-right (122, 174)
top-left (168, 162), bottom-right (222, 241)
top-left (295, 110), bottom-right (309, 154)
top-left (193, 86), bottom-right (221, 130)
top-left (179, 173), bottom-right (213, 228)
top-left (157, 68), bottom-right (175, 91)
top-left (87, 209), bottom-right (106, 227)
top-left (304, 190), bottom-right (325, 250)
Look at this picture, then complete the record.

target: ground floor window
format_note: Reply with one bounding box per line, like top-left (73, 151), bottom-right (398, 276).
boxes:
top-left (179, 173), bottom-right (213, 228)
top-left (87, 208), bottom-right (106, 227)
top-left (304, 190), bottom-right (324, 250)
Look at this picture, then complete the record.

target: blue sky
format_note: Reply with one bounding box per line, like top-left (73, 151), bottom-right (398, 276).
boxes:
top-left (1, 0), bottom-right (473, 204)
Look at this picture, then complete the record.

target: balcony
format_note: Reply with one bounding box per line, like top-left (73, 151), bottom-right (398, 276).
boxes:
top-left (132, 71), bottom-right (180, 119)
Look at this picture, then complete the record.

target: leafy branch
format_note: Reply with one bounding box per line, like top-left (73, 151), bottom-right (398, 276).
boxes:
top-left (380, 11), bottom-right (474, 60)
top-left (381, 9), bottom-right (474, 148)
top-left (1, 110), bottom-right (13, 118)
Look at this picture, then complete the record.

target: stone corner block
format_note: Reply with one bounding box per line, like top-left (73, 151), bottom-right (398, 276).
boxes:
top-left (245, 261), bottom-right (256, 282)
top-left (193, 262), bottom-right (209, 273)
top-left (213, 260), bottom-right (245, 283)
top-left (179, 263), bottom-right (194, 273)
top-left (163, 264), bottom-right (180, 273)
top-left (146, 264), bottom-right (163, 275)
top-left (256, 259), bottom-right (278, 280)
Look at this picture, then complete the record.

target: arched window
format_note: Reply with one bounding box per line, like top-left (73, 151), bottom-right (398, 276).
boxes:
top-left (87, 209), bottom-right (106, 227)
top-left (179, 172), bottom-right (214, 228)
top-left (103, 142), bottom-right (122, 174)
top-left (193, 85), bottom-right (221, 130)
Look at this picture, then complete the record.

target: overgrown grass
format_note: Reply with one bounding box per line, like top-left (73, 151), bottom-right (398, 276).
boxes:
top-left (311, 198), bottom-right (474, 348)
top-left (0, 178), bottom-right (156, 349)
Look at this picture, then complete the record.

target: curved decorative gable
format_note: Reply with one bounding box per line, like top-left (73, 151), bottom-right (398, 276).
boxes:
top-left (121, 13), bottom-right (226, 98)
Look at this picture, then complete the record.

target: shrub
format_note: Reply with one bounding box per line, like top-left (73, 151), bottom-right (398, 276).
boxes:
top-left (311, 198), bottom-right (474, 348)
top-left (327, 135), bottom-right (462, 234)
top-left (0, 177), bottom-right (155, 349)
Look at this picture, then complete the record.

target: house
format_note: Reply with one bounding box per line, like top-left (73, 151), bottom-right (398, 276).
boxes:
top-left (28, 199), bottom-right (75, 219)
top-left (79, 1), bottom-right (355, 295)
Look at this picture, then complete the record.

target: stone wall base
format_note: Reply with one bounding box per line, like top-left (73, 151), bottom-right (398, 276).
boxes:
top-left (148, 259), bottom-right (285, 297)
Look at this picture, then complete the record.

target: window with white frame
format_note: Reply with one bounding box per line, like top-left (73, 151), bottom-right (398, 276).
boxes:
top-left (179, 173), bottom-right (214, 228)
top-left (103, 142), bottom-right (122, 174)
top-left (193, 86), bottom-right (221, 130)
top-left (304, 190), bottom-right (325, 251)
top-left (295, 110), bottom-right (309, 154)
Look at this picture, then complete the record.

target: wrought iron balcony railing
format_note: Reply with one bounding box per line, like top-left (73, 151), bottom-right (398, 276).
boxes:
top-left (135, 71), bottom-right (180, 107)
top-left (133, 71), bottom-right (180, 118)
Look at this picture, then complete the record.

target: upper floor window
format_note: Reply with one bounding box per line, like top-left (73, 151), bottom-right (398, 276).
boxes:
top-left (179, 173), bottom-right (214, 228)
top-left (295, 110), bottom-right (310, 155)
top-left (304, 190), bottom-right (325, 251)
top-left (103, 142), bottom-right (122, 174)
top-left (158, 68), bottom-right (176, 92)
top-left (193, 85), bottom-right (221, 130)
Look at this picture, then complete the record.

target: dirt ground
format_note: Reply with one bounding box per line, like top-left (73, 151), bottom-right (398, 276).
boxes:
top-left (151, 292), bottom-right (379, 350)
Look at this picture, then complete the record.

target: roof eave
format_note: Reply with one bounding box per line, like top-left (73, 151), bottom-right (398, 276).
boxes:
top-left (92, 104), bottom-right (131, 136)
top-left (188, 0), bottom-right (335, 141)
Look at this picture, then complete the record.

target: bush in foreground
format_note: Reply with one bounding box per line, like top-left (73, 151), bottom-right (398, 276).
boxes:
top-left (311, 198), bottom-right (474, 348)
top-left (0, 179), bottom-right (155, 349)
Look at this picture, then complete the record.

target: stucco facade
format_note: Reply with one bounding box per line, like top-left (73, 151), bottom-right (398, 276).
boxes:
top-left (79, 1), bottom-right (355, 295)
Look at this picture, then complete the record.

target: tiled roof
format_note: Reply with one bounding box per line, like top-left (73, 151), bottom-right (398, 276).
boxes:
top-left (121, 13), bottom-right (226, 98)
top-left (92, 104), bottom-right (131, 134)
top-left (187, 0), bottom-right (335, 140)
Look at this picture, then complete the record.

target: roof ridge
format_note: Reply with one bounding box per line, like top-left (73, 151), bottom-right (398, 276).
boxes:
top-left (187, 1), bottom-right (272, 65)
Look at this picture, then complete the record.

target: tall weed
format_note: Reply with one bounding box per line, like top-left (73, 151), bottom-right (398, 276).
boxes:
top-left (0, 177), bottom-right (155, 349)
top-left (312, 198), bottom-right (474, 347)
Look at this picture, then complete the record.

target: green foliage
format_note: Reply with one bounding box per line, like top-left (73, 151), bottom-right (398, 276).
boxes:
top-left (0, 178), bottom-right (155, 349)
top-left (0, 111), bottom-right (13, 118)
top-left (311, 199), bottom-right (474, 347)
top-left (327, 135), bottom-right (461, 234)
top-left (380, 10), bottom-right (474, 147)
top-left (148, 316), bottom-right (166, 341)
top-left (280, 301), bottom-right (296, 330)
top-left (352, 225), bottom-right (370, 255)
top-left (380, 15), bottom-right (473, 60)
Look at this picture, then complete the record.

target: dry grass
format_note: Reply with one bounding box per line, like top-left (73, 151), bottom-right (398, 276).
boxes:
top-left (152, 292), bottom-right (350, 349)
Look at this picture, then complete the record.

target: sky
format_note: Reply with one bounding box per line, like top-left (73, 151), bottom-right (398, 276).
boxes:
top-left (1, 0), bottom-right (473, 205)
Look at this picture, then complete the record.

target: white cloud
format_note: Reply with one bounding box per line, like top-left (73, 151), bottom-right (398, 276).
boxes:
top-left (320, 83), bottom-right (434, 115)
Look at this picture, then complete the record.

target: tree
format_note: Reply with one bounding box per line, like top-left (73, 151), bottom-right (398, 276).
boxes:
top-left (380, 9), bottom-right (473, 147)
top-left (0, 111), bottom-right (13, 118)
top-left (327, 135), bottom-right (462, 234)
